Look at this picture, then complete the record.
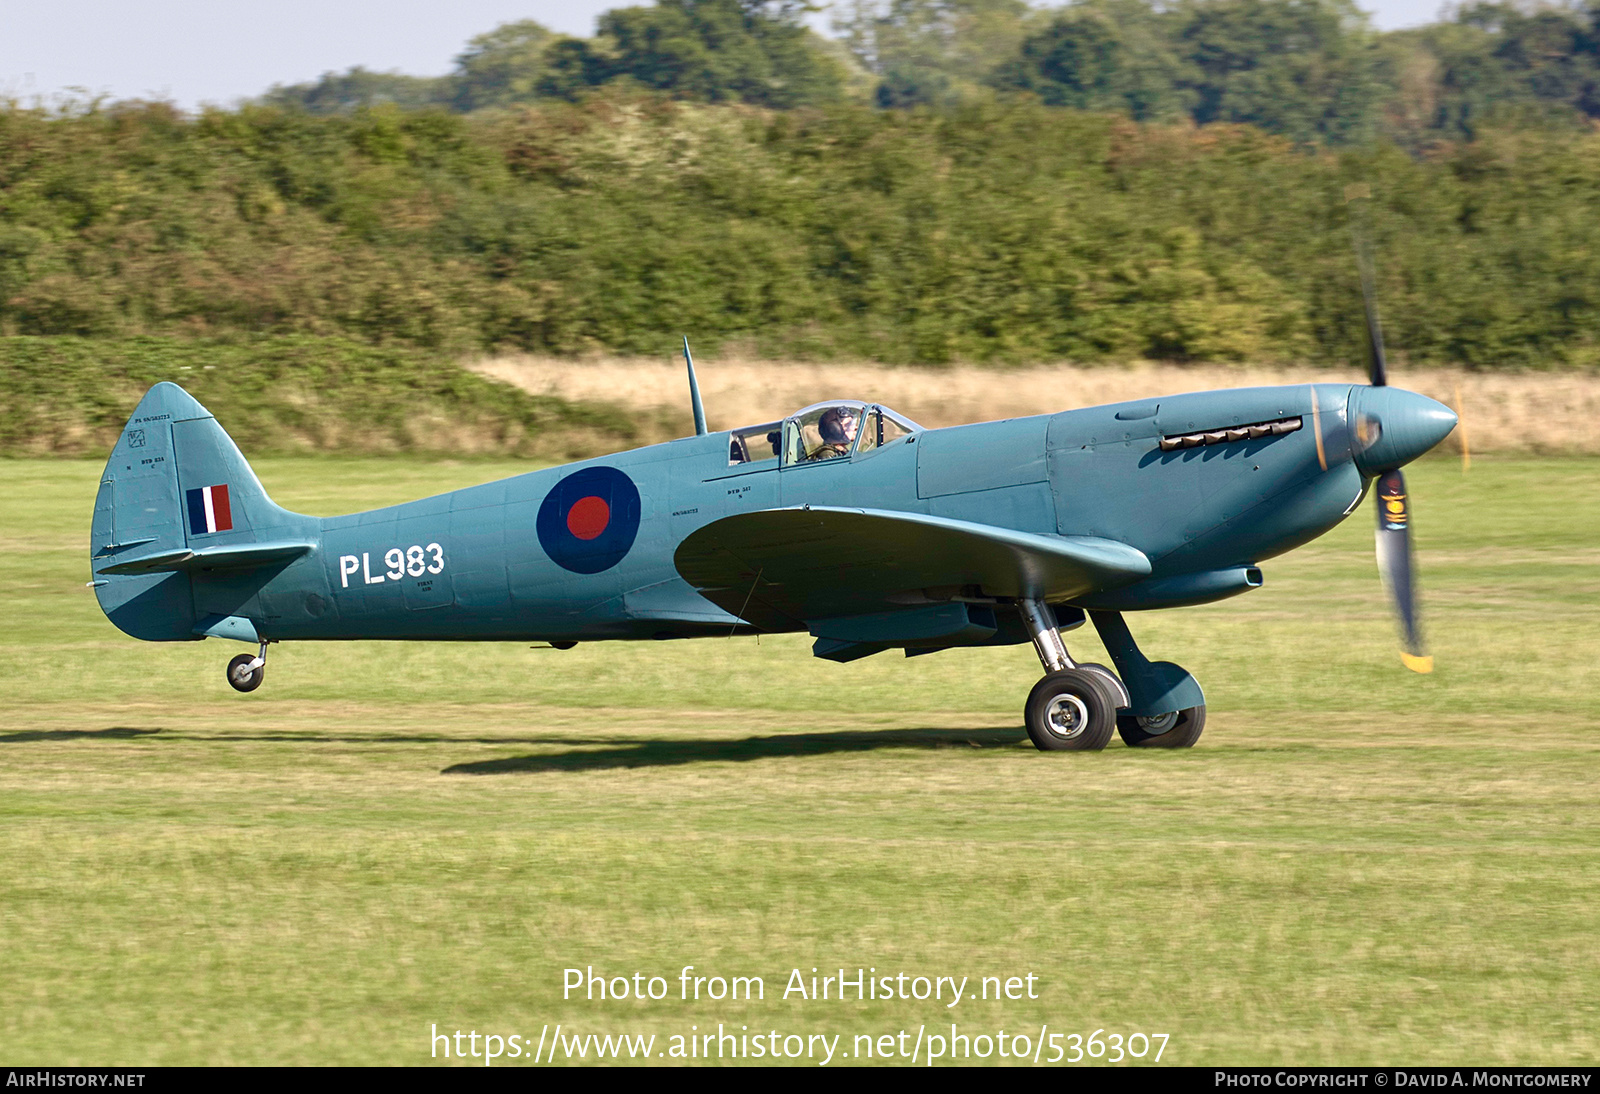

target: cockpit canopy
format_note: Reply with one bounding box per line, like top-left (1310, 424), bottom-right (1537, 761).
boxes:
top-left (727, 402), bottom-right (920, 467)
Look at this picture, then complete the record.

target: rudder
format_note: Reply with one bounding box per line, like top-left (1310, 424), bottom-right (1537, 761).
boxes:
top-left (91, 383), bottom-right (302, 642)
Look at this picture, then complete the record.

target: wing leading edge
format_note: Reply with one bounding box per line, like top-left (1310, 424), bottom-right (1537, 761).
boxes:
top-left (673, 506), bottom-right (1149, 630)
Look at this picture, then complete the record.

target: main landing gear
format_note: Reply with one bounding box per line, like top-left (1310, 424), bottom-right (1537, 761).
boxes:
top-left (226, 641), bottom-right (269, 693)
top-left (1115, 706), bottom-right (1206, 749)
top-left (1017, 599), bottom-right (1206, 751)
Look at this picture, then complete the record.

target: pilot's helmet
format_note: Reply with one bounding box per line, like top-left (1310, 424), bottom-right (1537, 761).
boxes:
top-left (819, 406), bottom-right (858, 445)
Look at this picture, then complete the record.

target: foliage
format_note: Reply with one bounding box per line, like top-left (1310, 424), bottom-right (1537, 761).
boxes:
top-left (0, 336), bottom-right (649, 458)
top-left (10, 95), bottom-right (1600, 366)
top-left (1385, 2), bottom-right (1600, 140)
top-left (833, 0), bottom-right (1037, 107)
top-left (991, 0), bottom-right (1385, 145)
top-left (988, 0), bottom-right (1193, 120)
top-left (259, 1), bottom-right (1600, 150)
top-left (990, 0), bottom-right (1600, 146)
top-left (261, 68), bottom-right (451, 114)
top-left (449, 21), bottom-right (562, 112)
top-left (268, 3), bottom-right (845, 114)
top-left (1174, 0), bottom-right (1384, 145)
top-left (557, 0), bottom-right (848, 107)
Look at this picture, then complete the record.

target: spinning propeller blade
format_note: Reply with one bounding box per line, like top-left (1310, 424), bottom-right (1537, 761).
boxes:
top-left (1346, 183), bottom-right (1388, 388)
top-left (1356, 239), bottom-right (1389, 388)
top-left (1348, 183), bottom-right (1439, 672)
top-left (1374, 468), bottom-right (1431, 673)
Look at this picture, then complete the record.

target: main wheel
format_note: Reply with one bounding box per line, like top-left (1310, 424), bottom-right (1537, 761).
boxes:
top-left (1025, 670), bottom-right (1119, 751)
top-left (1075, 662), bottom-right (1129, 710)
top-left (226, 654), bottom-right (264, 693)
top-left (1117, 705), bottom-right (1206, 748)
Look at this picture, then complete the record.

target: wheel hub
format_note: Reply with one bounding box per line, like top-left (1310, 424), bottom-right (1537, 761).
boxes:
top-left (1137, 711), bottom-right (1179, 734)
top-left (1043, 693), bottom-right (1090, 739)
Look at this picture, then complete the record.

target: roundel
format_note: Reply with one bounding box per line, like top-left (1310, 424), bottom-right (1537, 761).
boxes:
top-left (536, 466), bottom-right (642, 574)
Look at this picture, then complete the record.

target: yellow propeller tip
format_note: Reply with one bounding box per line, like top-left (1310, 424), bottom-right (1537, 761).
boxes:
top-left (1401, 653), bottom-right (1434, 674)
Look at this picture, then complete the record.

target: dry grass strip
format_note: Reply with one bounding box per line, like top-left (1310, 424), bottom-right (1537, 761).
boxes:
top-left (472, 355), bottom-right (1600, 455)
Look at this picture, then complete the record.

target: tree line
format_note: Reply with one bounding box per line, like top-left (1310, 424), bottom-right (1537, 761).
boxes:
top-left (6, 93), bottom-right (1600, 367)
top-left (266, 0), bottom-right (1600, 146)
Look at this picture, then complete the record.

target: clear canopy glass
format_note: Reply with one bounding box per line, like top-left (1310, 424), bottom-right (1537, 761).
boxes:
top-left (727, 402), bottom-right (920, 467)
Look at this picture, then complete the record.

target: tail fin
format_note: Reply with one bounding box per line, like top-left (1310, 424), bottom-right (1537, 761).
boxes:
top-left (91, 383), bottom-right (309, 642)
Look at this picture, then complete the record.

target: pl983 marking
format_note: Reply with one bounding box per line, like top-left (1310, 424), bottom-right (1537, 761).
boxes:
top-left (338, 544), bottom-right (444, 587)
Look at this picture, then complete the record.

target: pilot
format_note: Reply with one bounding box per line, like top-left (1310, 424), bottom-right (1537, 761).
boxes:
top-left (810, 406), bottom-right (858, 461)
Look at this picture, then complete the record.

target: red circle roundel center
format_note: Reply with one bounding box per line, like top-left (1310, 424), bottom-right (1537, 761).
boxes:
top-left (565, 495), bottom-right (611, 540)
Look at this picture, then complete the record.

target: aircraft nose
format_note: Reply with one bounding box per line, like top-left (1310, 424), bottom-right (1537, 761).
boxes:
top-left (1351, 386), bottom-right (1458, 474)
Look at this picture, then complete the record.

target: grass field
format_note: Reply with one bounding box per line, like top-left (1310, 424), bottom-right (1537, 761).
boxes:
top-left (2, 454), bottom-right (1597, 1066)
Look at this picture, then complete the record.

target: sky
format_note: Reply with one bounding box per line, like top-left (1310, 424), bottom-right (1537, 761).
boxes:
top-left (0, 0), bottom-right (1456, 111)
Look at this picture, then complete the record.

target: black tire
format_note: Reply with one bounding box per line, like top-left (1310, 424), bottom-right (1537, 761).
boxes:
top-left (1117, 705), bottom-right (1206, 748)
top-left (226, 654), bottom-right (264, 693)
top-left (1075, 662), bottom-right (1129, 710)
top-left (1024, 670), bottom-right (1119, 752)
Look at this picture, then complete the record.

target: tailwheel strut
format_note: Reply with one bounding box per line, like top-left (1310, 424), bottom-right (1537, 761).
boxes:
top-left (226, 641), bottom-right (269, 693)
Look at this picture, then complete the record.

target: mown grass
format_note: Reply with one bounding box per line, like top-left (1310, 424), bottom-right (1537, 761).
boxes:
top-left (1, 455), bottom-right (1597, 1066)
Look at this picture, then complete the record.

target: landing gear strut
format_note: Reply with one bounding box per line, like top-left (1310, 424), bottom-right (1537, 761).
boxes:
top-left (1086, 610), bottom-right (1206, 749)
top-left (226, 641), bottom-right (269, 693)
top-left (1018, 601), bottom-right (1206, 751)
top-left (1018, 599), bottom-right (1121, 751)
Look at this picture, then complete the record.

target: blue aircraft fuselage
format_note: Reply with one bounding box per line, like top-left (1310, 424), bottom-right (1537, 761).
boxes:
top-left (92, 379), bottom-right (1456, 650)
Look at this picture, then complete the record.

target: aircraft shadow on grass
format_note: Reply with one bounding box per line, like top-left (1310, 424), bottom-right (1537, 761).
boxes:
top-left (0, 727), bottom-right (164, 743)
top-left (0, 724), bottom-right (1027, 773)
top-left (442, 726), bottom-right (1028, 775)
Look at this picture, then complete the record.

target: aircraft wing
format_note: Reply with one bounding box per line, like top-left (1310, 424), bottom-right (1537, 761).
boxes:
top-left (673, 507), bottom-right (1149, 629)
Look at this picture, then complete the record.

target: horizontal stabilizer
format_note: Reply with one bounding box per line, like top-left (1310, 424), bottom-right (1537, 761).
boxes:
top-left (674, 506), bottom-right (1148, 629)
top-left (95, 540), bottom-right (314, 576)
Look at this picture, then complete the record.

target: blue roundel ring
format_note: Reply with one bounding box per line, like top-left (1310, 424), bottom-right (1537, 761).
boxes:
top-left (536, 466), bottom-right (642, 575)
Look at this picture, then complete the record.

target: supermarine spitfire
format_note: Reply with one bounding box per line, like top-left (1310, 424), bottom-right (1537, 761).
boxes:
top-left (89, 276), bottom-right (1457, 753)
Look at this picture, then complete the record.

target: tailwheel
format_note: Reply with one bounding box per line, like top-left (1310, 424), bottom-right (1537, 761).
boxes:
top-left (226, 654), bottom-right (264, 692)
top-left (1117, 706), bottom-right (1206, 749)
top-left (226, 643), bottom-right (267, 693)
top-left (1024, 669), bottom-right (1119, 752)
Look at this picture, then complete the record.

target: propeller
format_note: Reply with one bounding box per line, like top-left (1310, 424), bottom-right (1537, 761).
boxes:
top-left (1345, 182), bottom-right (1388, 389)
top-left (1374, 468), bottom-right (1431, 673)
top-left (1347, 183), bottom-right (1434, 674)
